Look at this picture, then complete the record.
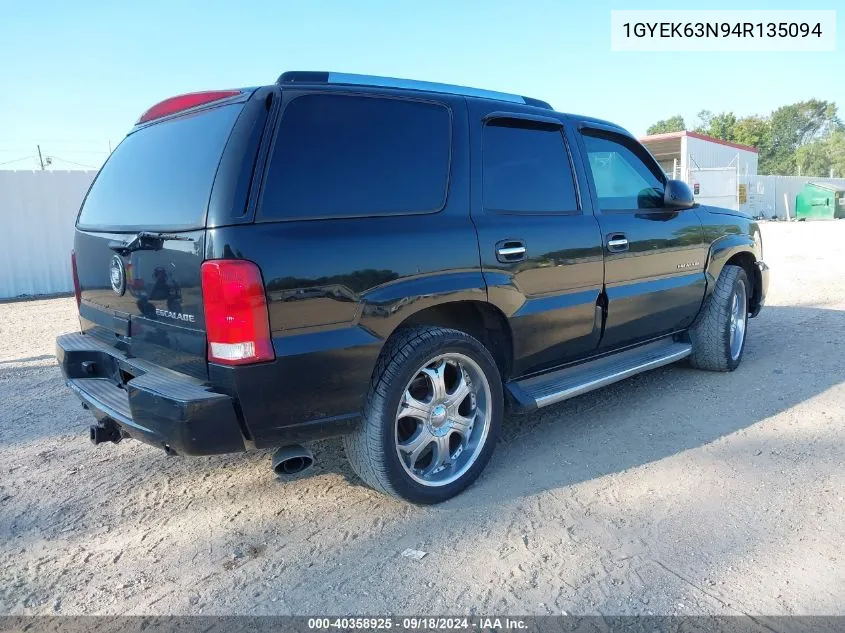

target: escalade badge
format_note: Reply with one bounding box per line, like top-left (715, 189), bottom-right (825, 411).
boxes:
top-left (155, 309), bottom-right (196, 323)
top-left (110, 255), bottom-right (126, 296)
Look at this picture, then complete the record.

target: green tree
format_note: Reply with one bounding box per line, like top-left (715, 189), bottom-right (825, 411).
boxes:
top-left (767, 100), bottom-right (840, 175)
top-left (826, 129), bottom-right (845, 177)
top-left (796, 129), bottom-right (845, 177)
top-left (646, 115), bottom-right (685, 135)
top-left (694, 110), bottom-right (738, 141)
top-left (646, 100), bottom-right (842, 175)
top-left (795, 141), bottom-right (831, 176)
top-left (733, 116), bottom-right (771, 152)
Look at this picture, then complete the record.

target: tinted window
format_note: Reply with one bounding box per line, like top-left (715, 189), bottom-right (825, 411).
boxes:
top-left (482, 122), bottom-right (577, 214)
top-left (261, 94), bottom-right (450, 219)
top-left (582, 133), bottom-right (664, 210)
top-left (78, 104), bottom-right (242, 231)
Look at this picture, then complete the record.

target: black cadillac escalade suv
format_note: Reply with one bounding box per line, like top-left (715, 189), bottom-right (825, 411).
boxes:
top-left (57, 72), bottom-right (769, 503)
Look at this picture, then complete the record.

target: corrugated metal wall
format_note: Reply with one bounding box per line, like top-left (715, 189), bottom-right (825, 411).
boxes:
top-left (684, 135), bottom-right (759, 177)
top-left (739, 175), bottom-right (845, 219)
top-left (0, 170), bottom-right (96, 299)
top-left (691, 167), bottom-right (739, 210)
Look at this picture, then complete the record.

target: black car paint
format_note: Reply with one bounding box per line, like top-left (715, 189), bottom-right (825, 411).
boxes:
top-left (57, 332), bottom-right (244, 455)
top-left (76, 229), bottom-right (209, 380)
top-left (468, 102), bottom-right (605, 376)
top-left (63, 81), bottom-right (768, 455)
top-left (569, 120), bottom-right (711, 352)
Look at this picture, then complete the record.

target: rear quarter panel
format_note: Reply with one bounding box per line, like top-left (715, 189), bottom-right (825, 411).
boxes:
top-left (206, 91), bottom-right (483, 448)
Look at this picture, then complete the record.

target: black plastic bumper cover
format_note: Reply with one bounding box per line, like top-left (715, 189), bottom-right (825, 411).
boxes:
top-left (56, 333), bottom-right (246, 456)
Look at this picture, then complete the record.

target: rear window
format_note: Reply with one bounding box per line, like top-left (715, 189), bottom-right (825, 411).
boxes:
top-left (77, 104), bottom-right (243, 231)
top-left (260, 94), bottom-right (451, 220)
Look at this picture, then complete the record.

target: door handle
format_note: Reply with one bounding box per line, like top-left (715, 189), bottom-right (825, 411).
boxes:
top-left (495, 240), bottom-right (527, 263)
top-left (606, 234), bottom-right (629, 253)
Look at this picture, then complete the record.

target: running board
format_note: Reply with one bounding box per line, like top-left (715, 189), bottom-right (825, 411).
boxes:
top-left (507, 339), bottom-right (692, 411)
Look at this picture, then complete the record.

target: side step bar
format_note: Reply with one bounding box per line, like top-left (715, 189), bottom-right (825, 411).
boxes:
top-left (507, 339), bottom-right (692, 411)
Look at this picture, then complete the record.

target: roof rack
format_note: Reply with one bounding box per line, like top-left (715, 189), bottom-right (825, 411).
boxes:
top-left (276, 71), bottom-right (552, 110)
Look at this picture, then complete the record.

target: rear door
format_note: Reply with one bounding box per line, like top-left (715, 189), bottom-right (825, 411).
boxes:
top-left (468, 102), bottom-right (604, 377)
top-left (575, 125), bottom-right (708, 350)
top-left (74, 96), bottom-right (260, 379)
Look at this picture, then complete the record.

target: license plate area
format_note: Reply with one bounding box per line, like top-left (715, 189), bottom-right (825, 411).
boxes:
top-left (116, 358), bottom-right (144, 388)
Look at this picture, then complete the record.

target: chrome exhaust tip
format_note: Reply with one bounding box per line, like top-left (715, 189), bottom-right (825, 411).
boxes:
top-left (271, 444), bottom-right (314, 476)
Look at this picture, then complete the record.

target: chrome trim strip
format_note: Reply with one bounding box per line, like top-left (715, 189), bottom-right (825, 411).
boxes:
top-left (496, 246), bottom-right (527, 257)
top-left (533, 345), bottom-right (692, 408)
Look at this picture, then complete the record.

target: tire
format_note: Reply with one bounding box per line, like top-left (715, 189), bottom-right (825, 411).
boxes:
top-left (688, 264), bottom-right (750, 372)
top-left (343, 326), bottom-right (503, 504)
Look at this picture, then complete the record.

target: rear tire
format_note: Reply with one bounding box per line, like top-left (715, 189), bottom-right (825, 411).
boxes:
top-left (688, 264), bottom-right (749, 372)
top-left (343, 326), bottom-right (503, 504)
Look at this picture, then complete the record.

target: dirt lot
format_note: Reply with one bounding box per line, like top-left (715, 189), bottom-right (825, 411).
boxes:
top-left (1, 221), bottom-right (844, 617)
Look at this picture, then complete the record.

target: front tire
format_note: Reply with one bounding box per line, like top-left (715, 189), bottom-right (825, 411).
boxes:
top-left (688, 264), bottom-right (750, 372)
top-left (343, 326), bottom-right (503, 504)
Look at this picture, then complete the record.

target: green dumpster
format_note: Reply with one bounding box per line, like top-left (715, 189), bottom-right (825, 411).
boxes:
top-left (795, 182), bottom-right (845, 220)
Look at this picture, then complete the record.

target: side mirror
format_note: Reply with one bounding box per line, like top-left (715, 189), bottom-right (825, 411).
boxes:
top-left (664, 179), bottom-right (695, 209)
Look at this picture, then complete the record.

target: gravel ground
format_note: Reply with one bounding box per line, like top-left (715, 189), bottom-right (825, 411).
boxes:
top-left (1, 221), bottom-right (844, 617)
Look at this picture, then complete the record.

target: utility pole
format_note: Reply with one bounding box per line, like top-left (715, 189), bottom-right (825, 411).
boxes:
top-left (36, 145), bottom-right (45, 170)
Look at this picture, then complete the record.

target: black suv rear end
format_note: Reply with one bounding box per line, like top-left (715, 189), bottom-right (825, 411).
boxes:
top-left (59, 77), bottom-right (462, 462)
top-left (59, 87), bottom-right (278, 455)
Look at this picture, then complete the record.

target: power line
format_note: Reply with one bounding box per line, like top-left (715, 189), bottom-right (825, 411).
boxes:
top-left (0, 139), bottom-right (115, 144)
top-left (0, 148), bottom-right (109, 155)
top-left (47, 155), bottom-right (100, 169)
top-left (0, 156), bottom-right (34, 167)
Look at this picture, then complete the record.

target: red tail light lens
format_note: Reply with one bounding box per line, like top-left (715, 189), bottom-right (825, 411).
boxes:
top-left (137, 90), bottom-right (241, 124)
top-left (71, 250), bottom-right (81, 308)
top-left (200, 260), bottom-right (274, 365)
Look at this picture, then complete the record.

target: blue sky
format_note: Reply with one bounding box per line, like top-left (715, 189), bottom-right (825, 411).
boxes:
top-left (0, 0), bottom-right (841, 170)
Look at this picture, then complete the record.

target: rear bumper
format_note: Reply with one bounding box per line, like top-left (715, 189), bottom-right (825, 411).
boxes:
top-left (56, 333), bottom-right (246, 456)
top-left (751, 260), bottom-right (770, 317)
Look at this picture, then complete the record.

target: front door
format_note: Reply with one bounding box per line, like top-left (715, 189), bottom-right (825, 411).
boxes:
top-left (576, 126), bottom-right (708, 350)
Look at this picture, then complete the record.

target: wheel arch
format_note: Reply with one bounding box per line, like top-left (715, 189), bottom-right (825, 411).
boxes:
top-left (704, 235), bottom-right (761, 315)
top-left (380, 300), bottom-right (514, 381)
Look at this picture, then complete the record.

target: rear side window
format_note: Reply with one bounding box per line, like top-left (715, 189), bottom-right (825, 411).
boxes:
top-left (482, 121), bottom-right (578, 214)
top-left (581, 132), bottom-right (665, 211)
top-left (260, 94), bottom-right (450, 220)
top-left (77, 104), bottom-right (243, 231)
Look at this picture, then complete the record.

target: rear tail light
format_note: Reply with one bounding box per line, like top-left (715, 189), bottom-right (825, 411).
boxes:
top-left (200, 260), bottom-right (274, 365)
top-left (137, 90), bottom-right (241, 125)
top-left (71, 250), bottom-right (81, 308)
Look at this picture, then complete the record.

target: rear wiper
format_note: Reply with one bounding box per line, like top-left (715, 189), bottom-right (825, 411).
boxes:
top-left (108, 232), bottom-right (191, 255)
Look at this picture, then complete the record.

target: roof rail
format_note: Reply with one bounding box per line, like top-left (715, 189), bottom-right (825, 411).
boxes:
top-left (276, 71), bottom-right (552, 110)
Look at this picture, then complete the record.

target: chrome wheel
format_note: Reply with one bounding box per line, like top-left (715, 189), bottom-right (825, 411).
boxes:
top-left (395, 353), bottom-right (492, 487)
top-left (729, 280), bottom-right (747, 361)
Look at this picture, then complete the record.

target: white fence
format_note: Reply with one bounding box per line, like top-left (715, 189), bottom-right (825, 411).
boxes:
top-left (739, 175), bottom-right (845, 219)
top-left (0, 170), bottom-right (97, 299)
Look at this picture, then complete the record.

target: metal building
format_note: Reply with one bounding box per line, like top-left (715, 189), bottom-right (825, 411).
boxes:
top-left (639, 131), bottom-right (759, 210)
